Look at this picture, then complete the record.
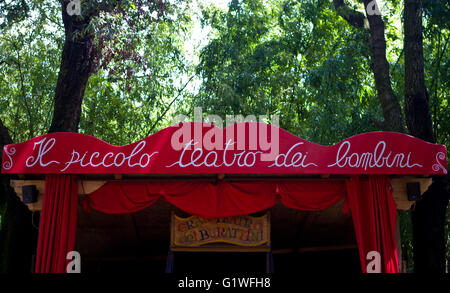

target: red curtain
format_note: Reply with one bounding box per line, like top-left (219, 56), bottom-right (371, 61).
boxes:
top-left (345, 176), bottom-right (399, 273)
top-left (35, 175), bottom-right (78, 273)
top-left (278, 181), bottom-right (347, 211)
top-left (161, 181), bottom-right (279, 218)
top-left (83, 177), bottom-right (398, 273)
top-left (84, 181), bottom-right (160, 214)
top-left (84, 180), bottom-right (345, 218)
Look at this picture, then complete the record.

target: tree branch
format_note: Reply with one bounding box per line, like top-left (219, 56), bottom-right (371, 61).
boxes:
top-left (333, 0), bottom-right (367, 29)
top-left (146, 75), bottom-right (195, 136)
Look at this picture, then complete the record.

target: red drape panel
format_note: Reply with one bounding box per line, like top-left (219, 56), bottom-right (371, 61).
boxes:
top-left (85, 181), bottom-right (279, 218)
top-left (278, 181), bottom-right (346, 211)
top-left (84, 181), bottom-right (160, 214)
top-left (345, 175), bottom-right (399, 273)
top-left (35, 175), bottom-right (78, 273)
top-left (160, 181), bottom-right (279, 218)
top-left (84, 180), bottom-right (345, 218)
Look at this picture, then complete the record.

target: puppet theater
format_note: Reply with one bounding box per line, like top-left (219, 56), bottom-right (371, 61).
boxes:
top-left (2, 122), bottom-right (448, 273)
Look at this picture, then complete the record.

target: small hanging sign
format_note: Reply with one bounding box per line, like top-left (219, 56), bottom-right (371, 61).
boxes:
top-left (171, 213), bottom-right (270, 248)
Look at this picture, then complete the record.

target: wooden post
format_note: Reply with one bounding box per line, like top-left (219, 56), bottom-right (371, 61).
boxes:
top-left (165, 248), bottom-right (174, 273)
top-left (266, 246), bottom-right (274, 273)
top-left (395, 211), bottom-right (403, 273)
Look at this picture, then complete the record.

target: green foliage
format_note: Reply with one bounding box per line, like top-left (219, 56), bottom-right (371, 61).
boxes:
top-left (194, 0), bottom-right (382, 145)
top-left (0, 0), bottom-right (29, 29)
top-left (80, 2), bottom-right (194, 145)
top-left (422, 0), bottom-right (450, 158)
top-left (0, 0), bottom-right (194, 144)
top-left (0, 0), bottom-right (449, 272)
top-left (0, 0), bottom-right (62, 142)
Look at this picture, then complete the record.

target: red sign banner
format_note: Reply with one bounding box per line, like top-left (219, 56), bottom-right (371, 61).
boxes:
top-left (1, 122), bottom-right (447, 175)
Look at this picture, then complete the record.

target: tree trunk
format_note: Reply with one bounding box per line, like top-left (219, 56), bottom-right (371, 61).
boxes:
top-left (333, 0), bottom-right (405, 133)
top-left (0, 119), bottom-right (12, 148)
top-left (412, 175), bottom-right (450, 273)
top-left (362, 0), bottom-right (404, 133)
top-left (403, 0), bottom-right (449, 273)
top-left (48, 2), bottom-right (96, 133)
top-left (404, 0), bottom-right (434, 143)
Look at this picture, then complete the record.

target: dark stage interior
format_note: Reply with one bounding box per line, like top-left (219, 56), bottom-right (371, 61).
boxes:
top-left (76, 197), bottom-right (361, 273)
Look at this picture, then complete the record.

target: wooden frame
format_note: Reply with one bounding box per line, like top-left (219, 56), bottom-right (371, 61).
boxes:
top-left (10, 179), bottom-right (106, 212)
top-left (9, 176), bottom-right (432, 212)
top-left (169, 212), bottom-right (271, 253)
top-left (390, 177), bottom-right (432, 210)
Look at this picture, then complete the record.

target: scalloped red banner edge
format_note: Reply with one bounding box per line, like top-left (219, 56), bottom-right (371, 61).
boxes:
top-left (1, 122), bottom-right (447, 175)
